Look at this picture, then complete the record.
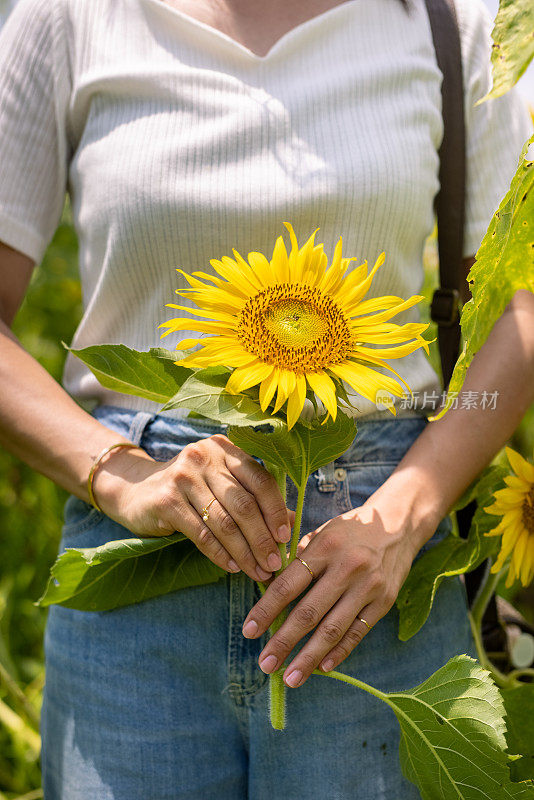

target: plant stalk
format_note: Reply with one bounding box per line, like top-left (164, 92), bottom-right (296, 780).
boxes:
top-left (312, 668), bottom-right (388, 704)
top-left (267, 465), bottom-right (309, 729)
top-left (289, 456), bottom-right (308, 563)
top-left (468, 565), bottom-right (510, 688)
top-left (470, 565), bottom-right (502, 630)
top-left (508, 668), bottom-right (534, 681)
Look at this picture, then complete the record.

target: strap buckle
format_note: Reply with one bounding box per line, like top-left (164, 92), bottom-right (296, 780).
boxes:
top-left (430, 288), bottom-right (460, 327)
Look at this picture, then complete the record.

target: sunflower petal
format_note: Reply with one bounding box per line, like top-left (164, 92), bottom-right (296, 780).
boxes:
top-left (259, 367), bottom-right (281, 411)
top-left (520, 535), bottom-right (534, 586)
top-left (226, 361), bottom-right (274, 394)
top-left (504, 475), bottom-right (531, 491)
top-left (176, 287), bottom-right (246, 312)
top-left (348, 351), bottom-right (413, 394)
top-left (329, 361), bottom-right (403, 408)
top-left (342, 252), bottom-right (386, 308)
top-left (511, 530), bottom-right (529, 585)
top-left (164, 303), bottom-right (238, 325)
top-left (209, 258), bottom-right (258, 295)
top-left (318, 237), bottom-right (346, 294)
top-left (283, 221), bottom-right (300, 281)
top-left (158, 319), bottom-right (234, 337)
top-left (352, 339), bottom-right (430, 360)
top-left (346, 294), bottom-right (424, 322)
top-left (270, 235), bottom-right (290, 284)
top-left (273, 370), bottom-right (296, 413)
top-left (248, 251), bottom-right (275, 287)
top-left (306, 372), bottom-right (338, 421)
top-left (506, 447), bottom-right (534, 483)
top-left (293, 228), bottom-right (320, 284)
top-left (176, 268), bottom-right (248, 303)
top-left (287, 376), bottom-right (307, 430)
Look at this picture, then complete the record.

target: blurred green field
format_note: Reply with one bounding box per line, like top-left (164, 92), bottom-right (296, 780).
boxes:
top-left (0, 204), bottom-right (81, 798)
top-left (0, 210), bottom-right (532, 797)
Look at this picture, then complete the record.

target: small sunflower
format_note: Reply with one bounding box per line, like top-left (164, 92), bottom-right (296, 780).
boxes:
top-left (485, 447), bottom-right (534, 588)
top-left (159, 223), bottom-right (430, 429)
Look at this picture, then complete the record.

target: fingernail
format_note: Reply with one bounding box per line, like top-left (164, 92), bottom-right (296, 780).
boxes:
top-left (321, 659), bottom-right (334, 672)
top-left (228, 560), bottom-right (240, 572)
top-left (267, 552), bottom-right (282, 571)
top-left (242, 620), bottom-right (258, 638)
top-left (256, 567), bottom-right (272, 581)
top-left (259, 654), bottom-right (278, 674)
top-left (277, 524), bottom-right (291, 543)
top-left (284, 669), bottom-right (303, 687)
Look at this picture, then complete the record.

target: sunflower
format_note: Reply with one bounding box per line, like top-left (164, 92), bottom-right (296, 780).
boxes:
top-left (485, 447), bottom-right (534, 588)
top-left (159, 223), bottom-right (430, 429)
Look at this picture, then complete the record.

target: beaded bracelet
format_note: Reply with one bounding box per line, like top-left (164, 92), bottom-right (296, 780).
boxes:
top-left (87, 442), bottom-right (141, 512)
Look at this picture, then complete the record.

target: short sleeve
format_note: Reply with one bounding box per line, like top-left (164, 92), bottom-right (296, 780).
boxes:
top-left (0, 0), bottom-right (71, 264)
top-left (457, 0), bottom-right (533, 258)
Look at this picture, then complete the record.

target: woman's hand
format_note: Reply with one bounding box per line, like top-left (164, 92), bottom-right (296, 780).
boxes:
top-left (93, 433), bottom-right (292, 583)
top-left (241, 504), bottom-right (429, 687)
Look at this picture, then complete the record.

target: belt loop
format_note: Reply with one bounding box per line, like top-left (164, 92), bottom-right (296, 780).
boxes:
top-left (316, 461), bottom-right (336, 492)
top-left (127, 412), bottom-right (156, 446)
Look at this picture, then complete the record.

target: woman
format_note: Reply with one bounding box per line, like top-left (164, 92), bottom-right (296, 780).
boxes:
top-left (0, 0), bottom-right (532, 797)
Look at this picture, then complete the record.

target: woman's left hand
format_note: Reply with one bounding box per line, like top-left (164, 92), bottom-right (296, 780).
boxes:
top-left (241, 505), bottom-right (427, 688)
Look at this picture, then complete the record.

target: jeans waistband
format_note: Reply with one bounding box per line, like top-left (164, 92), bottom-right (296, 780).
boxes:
top-left (92, 405), bottom-right (427, 466)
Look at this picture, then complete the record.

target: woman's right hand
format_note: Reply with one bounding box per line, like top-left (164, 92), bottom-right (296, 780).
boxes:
top-left (93, 433), bottom-right (292, 582)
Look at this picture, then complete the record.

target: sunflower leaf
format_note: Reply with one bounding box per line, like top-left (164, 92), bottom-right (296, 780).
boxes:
top-left (502, 684), bottom-right (534, 782)
top-left (397, 465), bottom-right (507, 640)
top-left (68, 343), bottom-right (191, 404)
top-left (37, 533), bottom-right (225, 611)
top-left (162, 367), bottom-right (286, 428)
top-left (434, 136), bottom-right (534, 419)
top-left (480, 0), bottom-right (534, 102)
top-left (325, 656), bottom-right (534, 799)
top-left (228, 425), bottom-right (303, 486)
top-left (387, 656), bottom-right (534, 799)
top-left (228, 412), bottom-right (357, 487)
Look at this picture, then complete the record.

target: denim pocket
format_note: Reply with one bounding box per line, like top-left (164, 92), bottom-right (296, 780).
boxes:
top-left (344, 462), bottom-right (400, 511)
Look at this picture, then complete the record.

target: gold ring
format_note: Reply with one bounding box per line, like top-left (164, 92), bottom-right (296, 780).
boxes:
top-left (295, 556), bottom-right (315, 580)
top-left (357, 616), bottom-right (372, 631)
top-left (201, 498), bottom-right (216, 522)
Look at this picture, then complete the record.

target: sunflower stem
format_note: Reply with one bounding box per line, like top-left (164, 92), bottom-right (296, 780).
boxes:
top-left (268, 607), bottom-right (289, 730)
top-left (270, 467), bottom-right (288, 570)
top-left (289, 456), bottom-right (309, 563)
top-left (312, 668), bottom-right (389, 704)
top-left (267, 458), bottom-right (309, 730)
top-left (508, 667), bottom-right (534, 681)
top-left (470, 565), bottom-right (502, 630)
top-left (468, 565), bottom-right (510, 688)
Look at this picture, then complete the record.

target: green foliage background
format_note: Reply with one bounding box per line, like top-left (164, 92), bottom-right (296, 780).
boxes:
top-left (0, 204), bottom-right (81, 797)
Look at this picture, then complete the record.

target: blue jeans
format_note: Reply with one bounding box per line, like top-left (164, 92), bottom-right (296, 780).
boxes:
top-left (41, 407), bottom-right (473, 800)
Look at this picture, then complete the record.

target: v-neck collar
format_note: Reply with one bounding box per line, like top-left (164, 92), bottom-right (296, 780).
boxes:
top-left (141, 0), bottom-right (359, 61)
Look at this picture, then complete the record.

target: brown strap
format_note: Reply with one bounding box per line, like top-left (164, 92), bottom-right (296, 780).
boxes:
top-left (424, 0), bottom-right (466, 387)
top-left (424, 0), bottom-right (501, 626)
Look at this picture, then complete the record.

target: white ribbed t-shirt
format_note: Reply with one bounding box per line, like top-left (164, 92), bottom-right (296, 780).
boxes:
top-left (0, 0), bottom-right (531, 417)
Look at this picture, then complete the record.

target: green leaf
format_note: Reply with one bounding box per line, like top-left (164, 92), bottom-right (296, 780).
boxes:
top-left (68, 343), bottom-right (192, 403)
top-left (228, 424), bottom-right (303, 485)
top-left (228, 412), bottom-right (357, 487)
top-left (435, 136), bottom-right (534, 418)
top-left (397, 466), bottom-right (507, 640)
top-left (502, 684), bottom-right (534, 782)
top-left (326, 656), bottom-right (534, 799)
top-left (162, 367), bottom-right (286, 428)
top-left (481, 0), bottom-right (534, 102)
top-left (393, 656), bottom-right (534, 799)
top-left (37, 533), bottom-right (225, 611)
